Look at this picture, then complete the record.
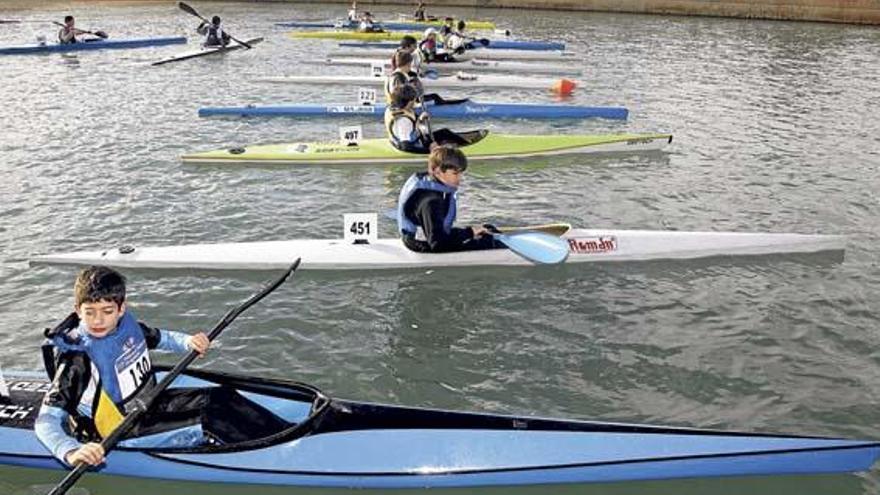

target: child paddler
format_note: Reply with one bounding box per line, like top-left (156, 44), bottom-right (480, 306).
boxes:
top-left (34, 266), bottom-right (287, 467)
top-left (391, 35), bottom-right (424, 75)
top-left (397, 145), bottom-right (501, 252)
top-left (385, 82), bottom-right (472, 153)
top-left (196, 15), bottom-right (230, 47)
top-left (418, 28), bottom-right (457, 63)
top-left (58, 16), bottom-right (88, 44)
top-left (385, 51), bottom-right (461, 108)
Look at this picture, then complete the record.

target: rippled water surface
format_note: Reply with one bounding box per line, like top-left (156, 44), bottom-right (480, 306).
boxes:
top-left (1, 1), bottom-right (880, 493)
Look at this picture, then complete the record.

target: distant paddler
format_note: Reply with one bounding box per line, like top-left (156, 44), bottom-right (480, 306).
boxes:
top-left (391, 35), bottom-right (427, 76)
top-left (57, 16), bottom-right (88, 44)
top-left (413, 2), bottom-right (427, 21)
top-left (347, 0), bottom-right (358, 22)
top-left (443, 20), bottom-right (470, 54)
top-left (418, 27), bottom-right (457, 63)
top-left (357, 11), bottom-right (384, 33)
top-left (196, 15), bottom-right (230, 47)
top-left (397, 145), bottom-right (502, 253)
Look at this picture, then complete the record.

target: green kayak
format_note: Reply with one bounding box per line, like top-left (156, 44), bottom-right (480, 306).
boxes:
top-left (181, 132), bottom-right (673, 166)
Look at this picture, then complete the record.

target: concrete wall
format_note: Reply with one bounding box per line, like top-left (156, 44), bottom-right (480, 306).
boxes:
top-left (270, 0), bottom-right (880, 25)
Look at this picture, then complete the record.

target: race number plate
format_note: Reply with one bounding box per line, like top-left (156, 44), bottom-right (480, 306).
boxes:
top-left (358, 87), bottom-right (377, 105)
top-left (339, 125), bottom-right (363, 146)
top-left (344, 213), bottom-right (378, 244)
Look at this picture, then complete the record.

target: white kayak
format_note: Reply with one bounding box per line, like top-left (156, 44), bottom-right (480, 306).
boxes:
top-left (330, 48), bottom-right (577, 62)
top-left (30, 228), bottom-right (845, 271)
top-left (319, 57), bottom-right (582, 76)
top-left (257, 73), bottom-right (577, 93)
top-left (151, 37), bottom-right (264, 66)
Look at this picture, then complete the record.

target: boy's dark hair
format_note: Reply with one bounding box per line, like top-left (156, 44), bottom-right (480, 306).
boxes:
top-left (457, 20), bottom-right (466, 31)
top-left (399, 35), bottom-right (417, 48)
top-left (74, 266), bottom-right (126, 308)
top-left (428, 144), bottom-right (468, 172)
top-left (391, 83), bottom-right (418, 108)
top-left (64, 15), bottom-right (74, 23)
top-left (211, 15), bottom-right (221, 25)
top-left (393, 50), bottom-right (413, 68)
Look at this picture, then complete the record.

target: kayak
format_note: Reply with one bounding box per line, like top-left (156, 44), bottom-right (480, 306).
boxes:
top-left (179, 132), bottom-right (671, 166)
top-left (276, 18), bottom-right (496, 30)
top-left (151, 37), bottom-right (264, 66)
top-left (0, 36), bottom-right (186, 55)
top-left (30, 227), bottom-right (844, 271)
top-left (319, 57), bottom-right (581, 76)
top-left (291, 31), bottom-right (564, 51)
top-left (257, 74), bottom-right (578, 94)
top-left (197, 101), bottom-right (628, 120)
top-left (335, 45), bottom-right (577, 61)
top-left (3, 367), bottom-right (875, 487)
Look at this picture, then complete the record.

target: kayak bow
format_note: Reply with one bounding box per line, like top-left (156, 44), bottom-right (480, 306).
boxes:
top-left (1, 367), bottom-right (876, 488)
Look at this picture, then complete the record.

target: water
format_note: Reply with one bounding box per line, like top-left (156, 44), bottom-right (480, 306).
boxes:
top-left (1, 1), bottom-right (879, 493)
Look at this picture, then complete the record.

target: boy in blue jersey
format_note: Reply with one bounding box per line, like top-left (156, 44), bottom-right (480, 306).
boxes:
top-left (35, 266), bottom-right (287, 467)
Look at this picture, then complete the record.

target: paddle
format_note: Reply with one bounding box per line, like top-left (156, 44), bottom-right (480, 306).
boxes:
top-left (178, 2), bottom-right (252, 49)
top-left (382, 208), bottom-right (569, 264)
top-left (45, 260), bottom-right (301, 495)
top-left (51, 21), bottom-right (108, 39)
top-left (491, 231), bottom-right (569, 264)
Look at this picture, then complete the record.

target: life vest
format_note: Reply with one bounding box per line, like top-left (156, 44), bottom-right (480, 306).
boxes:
top-left (385, 105), bottom-right (431, 152)
top-left (205, 25), bottom-right (226, 46)
top-left (42, 311), bottom-right (155, 439)
top-left (397, 172), bottom-right (457, 238)
top-left (384, 68), bottom-right (423, 105)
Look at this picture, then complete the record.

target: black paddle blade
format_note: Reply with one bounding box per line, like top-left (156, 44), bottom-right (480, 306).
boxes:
top-left (178, 2), bottom-right (202, 19)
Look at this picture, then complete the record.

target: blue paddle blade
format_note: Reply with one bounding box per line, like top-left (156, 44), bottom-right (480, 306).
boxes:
top-left (493, 232), bottom-right (569, 264)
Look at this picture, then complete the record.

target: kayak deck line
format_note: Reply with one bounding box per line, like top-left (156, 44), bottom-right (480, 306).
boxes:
top-left (1, 367), bottom-right (877, 487)
top-left (179, 134), bottom-right (672, 166)
top-left (29, 229), bottom-right (845, 272)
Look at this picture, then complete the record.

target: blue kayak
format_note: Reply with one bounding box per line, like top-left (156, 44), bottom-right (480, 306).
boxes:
top-left (2, 367), bottom-right (878, 488)
top-left (339, 38), bottom-right (564, 51)
top-left (0, 36), bottom-right (187, 55)
top-left (198, 101), bottom-right (628, 120)
top-left (276, 20), bottom-right (469, 31)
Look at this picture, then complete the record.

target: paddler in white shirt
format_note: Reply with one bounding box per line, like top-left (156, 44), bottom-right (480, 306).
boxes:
top-left (357, 11), bottom-right (383, 33)
top-left (418, 27), bottom-right (456, 63)
top-left (391, 35), bottom-right (424, 75)
top-left (196, 15), bottom-right (230, 47)
top-left (444, 20), bottom-right (470, 54)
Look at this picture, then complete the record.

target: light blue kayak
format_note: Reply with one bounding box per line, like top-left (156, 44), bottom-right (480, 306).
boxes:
top-left (339, 38), bottom-right (564, 51)
top-left (0, 36), bottom-right (186, 55)
top-left (1, 367), bottom-right (878, 488)
top-left (198, 100), bottom-right (628, 120)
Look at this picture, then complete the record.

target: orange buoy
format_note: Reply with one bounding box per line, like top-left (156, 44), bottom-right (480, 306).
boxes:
top-left (552, 78), bottom-right (577, 95)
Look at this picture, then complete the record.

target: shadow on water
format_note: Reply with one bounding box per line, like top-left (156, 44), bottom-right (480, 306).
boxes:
top-left (0, 466), bottom-right (869, 495)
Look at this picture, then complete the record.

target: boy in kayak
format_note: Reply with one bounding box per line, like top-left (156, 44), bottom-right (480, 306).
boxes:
top-left (397, 145), bottom-right (501, 252)
top-left (357, 11), bottom-right (383, 33)
top-left (58, 16), bottom-right (87, 44)
top-left (34, 266), bottom-right (287, 467)
top-left (385, 83), bottom-right (474, 154)
top-left (413, 2), bottom-right (427, 21)
top-left (347, 1), bottom-right (358, 22)
top-left (391, 35), bottom-right (424, 74)
top-left (418, 28), bottom-right (456, 63)
top-left (196, 15), bottom-right (230, 47)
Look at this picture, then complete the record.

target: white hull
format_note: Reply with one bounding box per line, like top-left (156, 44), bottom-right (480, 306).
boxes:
top-left (331, 48), bottom-right (577, 61)
top-left (321, 57), bottom-right (582, 76)
top-left (30, 230), bottom-right (845, 271)
top-left (257, 74), bottom-right (573, 91)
